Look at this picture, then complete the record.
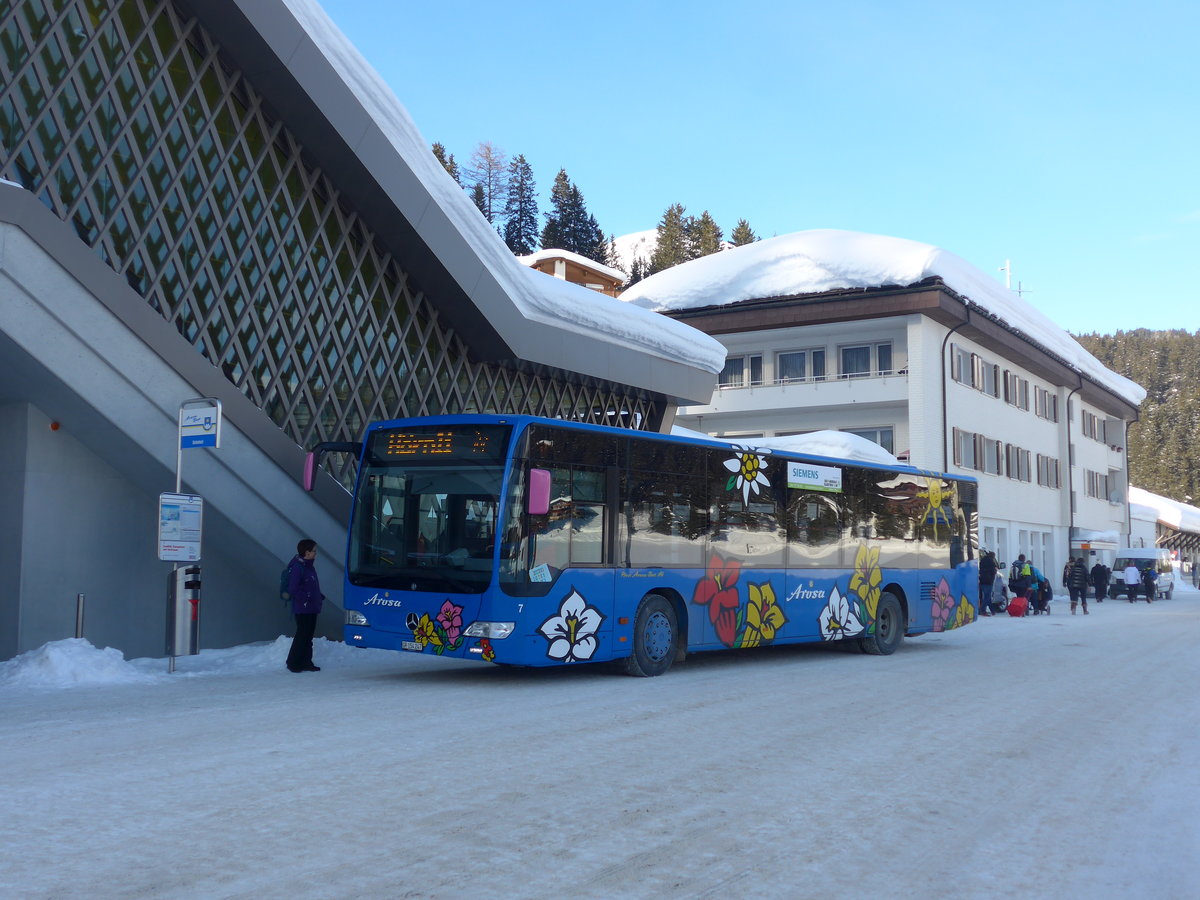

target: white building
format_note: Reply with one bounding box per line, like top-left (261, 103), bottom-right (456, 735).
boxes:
top-left (623, 230), bottom-right (1147, 579)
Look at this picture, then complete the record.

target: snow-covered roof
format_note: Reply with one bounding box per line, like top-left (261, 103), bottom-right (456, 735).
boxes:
top-left (259, 0), bottom-right (724, 394)
top-left (517, 249), bottom-right (627, 284)
top-left (621, 229), bottom-right (1146, 407)
top-left (1130, 486), bottom-right (1200, 533)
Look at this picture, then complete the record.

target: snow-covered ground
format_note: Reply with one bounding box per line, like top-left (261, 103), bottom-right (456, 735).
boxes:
top-left (3, 583), bottom-right (1199, 899)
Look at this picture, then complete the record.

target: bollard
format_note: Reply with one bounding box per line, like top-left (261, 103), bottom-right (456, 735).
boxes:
top-left (75, 593), bottom-right (85, 639)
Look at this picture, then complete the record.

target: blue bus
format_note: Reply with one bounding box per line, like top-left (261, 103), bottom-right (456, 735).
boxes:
top-left (311, 415), bottom-right (978, 676)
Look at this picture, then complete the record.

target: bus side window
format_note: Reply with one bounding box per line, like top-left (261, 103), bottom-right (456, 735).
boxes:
top-left (622, 471), bottom-right (706, 567)
top-left (786, 491), bottom-right (843, 567)
top-left (531, 466), bottom-right (607, 569)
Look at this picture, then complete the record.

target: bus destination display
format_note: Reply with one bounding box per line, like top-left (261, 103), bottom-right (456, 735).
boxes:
top-left (370, 426), bottom-right (508, 464)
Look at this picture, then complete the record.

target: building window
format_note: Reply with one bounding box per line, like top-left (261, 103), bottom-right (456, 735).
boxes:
top-left (977, 358), bottom-right (999, 397)
top-left (1082, 410), bottom-right (1106, 442)
top-left (952, 345), bottom-right (998, 397)
top-left (1004, 370), bottom-right (1030, 410)
top-left (776, 348), bottom-right (826, 383)
top-left (953, 428), bottom-right (1001, 474)
top-left (952, 346), bottom-right (972, 385)
top-left (843, 426), bottom-right (894, 454)
top-left (1005, 444), bottom-right (1032, 482)
top-left (982, 437), bottom-right (1002, 475)
top-left (1036, 454), bottom-right (1061, 489)
top-left (840, 342), bottom-right (892, 378)
top-left (953, 428), bottom-right (977, 470)
top-left (719, 353), bottom-right (763, 388)
top-left (1035, 387), bottom-right (1059, 422)
top-left (1085, 469), bottom-right (1113, 500)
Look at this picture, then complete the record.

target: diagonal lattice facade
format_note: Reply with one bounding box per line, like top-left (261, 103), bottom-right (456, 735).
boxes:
top-left (0, 0), bottom-right (665, 485)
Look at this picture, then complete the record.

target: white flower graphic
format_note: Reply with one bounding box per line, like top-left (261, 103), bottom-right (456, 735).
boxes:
top-left (818, 587), bottom-right (864, 641)
top-left (723, 445), bottom-right (771, 505)
top-left (538, 589), bottom-right (605, 662)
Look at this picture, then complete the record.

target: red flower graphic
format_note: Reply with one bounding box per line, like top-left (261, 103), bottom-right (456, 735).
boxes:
top-left (693, 555), bottom-right (742, 647)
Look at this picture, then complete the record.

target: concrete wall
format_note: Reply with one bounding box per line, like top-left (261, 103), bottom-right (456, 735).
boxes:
top-left (0, 401), bottom-right (325, 660)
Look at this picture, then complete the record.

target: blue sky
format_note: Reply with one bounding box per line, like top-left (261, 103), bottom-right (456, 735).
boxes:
top-left (316, 0), bottom-right (1198, 336)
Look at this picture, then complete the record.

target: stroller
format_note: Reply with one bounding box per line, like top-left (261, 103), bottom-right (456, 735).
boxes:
top-left (1031, 578), bottom-right (1052, 615)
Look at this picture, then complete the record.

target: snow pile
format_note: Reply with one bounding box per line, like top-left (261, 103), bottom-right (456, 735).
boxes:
top-left (753, 430), bottom-right (900, 466)
top-left (621, 229), bottom-right (1146, 405)
top-left (0, 636), bottom-right (391, 690)
top-left (1130, 486), bottom-right (1200, 533)
top-left (671, 425), bottom-right (899, 466)
top-left (277, 0), bottom-right (724, 375)
top-left (0, 638), bottom-right (158, 688)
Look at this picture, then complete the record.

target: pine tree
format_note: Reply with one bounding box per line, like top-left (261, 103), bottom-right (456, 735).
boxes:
top-left (604, 233), bottom-right (624, 274)
top-left (470, 182), bottom-right (487, 218)
top-left (431, 142), bottom-right (461, 185)
top-left (692, 210), bottom-right (723, 257)
top-left (730, 219), bottom-right (757, 245)
top-left (627, 256), bottom-right (647, 286)
top-left (540, 169), bottom-right (606, 259)
top-left (579, 211), bottom-right (607, 264)
top-left (501, 154), bottom-right (538, 255)
top-left (649, 203), bottom-right (692, 273)
top-left (539, 169), bottom-right (572, 250)
top-left (463, 141), bottom-right (508, 224)
top-left (1076, 328), bottom-right (1200, 504)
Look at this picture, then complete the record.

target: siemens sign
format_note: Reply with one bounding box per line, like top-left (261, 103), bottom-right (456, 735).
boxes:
top-left (787, 462), bottom-right (843, 493)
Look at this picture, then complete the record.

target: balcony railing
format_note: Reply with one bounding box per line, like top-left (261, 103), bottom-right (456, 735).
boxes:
top-left (717, 369), bottom-right (905, 390)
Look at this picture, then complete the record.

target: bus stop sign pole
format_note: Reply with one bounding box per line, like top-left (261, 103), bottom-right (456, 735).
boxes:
top-left (163, 398), bottom-right (221, 671)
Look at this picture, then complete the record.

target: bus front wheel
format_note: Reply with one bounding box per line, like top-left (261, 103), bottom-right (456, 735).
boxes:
top-left (622, 594), bottom-right (678, 677)
top-left (859, 592), bottom-right (903, 656)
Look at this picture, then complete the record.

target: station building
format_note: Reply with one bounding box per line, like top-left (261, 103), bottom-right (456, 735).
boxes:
top-left (0, 0), bottom-right (721, 661)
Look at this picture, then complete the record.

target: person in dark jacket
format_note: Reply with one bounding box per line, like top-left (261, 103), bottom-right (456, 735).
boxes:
top-left (979, 551), bottom-right (999, 615)
top-left (285, 538), bottom-right (325, 672)
top-left (1090, 562), bottom-right (1109, 602)
top-left (1068, 557), bottom-right (1090, 615)
top-left (1140, 565), bottom-right (1158, 603)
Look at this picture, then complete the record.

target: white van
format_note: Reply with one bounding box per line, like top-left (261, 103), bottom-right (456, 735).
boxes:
top-left (1110, 547), bottom-right (1175, 601)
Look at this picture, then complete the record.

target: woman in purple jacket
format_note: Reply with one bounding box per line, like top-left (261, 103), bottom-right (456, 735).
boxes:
top-left (285, 538), bottom-right (324, 673)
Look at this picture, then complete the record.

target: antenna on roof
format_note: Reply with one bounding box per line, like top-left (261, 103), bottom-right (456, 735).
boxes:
top-left (1016, 281), bottom-right (1032, 298)
top-left (998, 259), bottom-right (1011, 290)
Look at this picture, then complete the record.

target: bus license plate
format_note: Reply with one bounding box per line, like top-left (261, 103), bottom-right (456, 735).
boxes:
top-left (401, 641), bottom-right (422, 652)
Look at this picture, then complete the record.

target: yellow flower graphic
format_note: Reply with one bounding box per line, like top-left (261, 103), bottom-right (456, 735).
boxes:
top-left (742, 581), bottom-right (787, 647)
top-left (412, 613), bottom-right (443, 648)
top-left (850, 544), bottom-right (882, 621)
top-left (948, 596), bottom-right (976, 630)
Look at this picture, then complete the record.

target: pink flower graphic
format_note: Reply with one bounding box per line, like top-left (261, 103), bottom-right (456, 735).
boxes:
top-left (437, 600), bottom-right (464, 642)
top-left (931, 578), bottom-right (954, 632)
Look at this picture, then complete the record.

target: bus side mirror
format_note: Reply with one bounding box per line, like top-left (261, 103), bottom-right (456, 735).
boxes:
top-left (303, 441), bottom-right (363, 492)
top-left (528, 468), bottom-right (551, 515)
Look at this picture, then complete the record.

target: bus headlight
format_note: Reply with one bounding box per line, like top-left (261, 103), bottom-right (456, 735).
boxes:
top-left (345, 610), bottom-right (369, 627)
top-left (465, 621), bottom-right (515, 639)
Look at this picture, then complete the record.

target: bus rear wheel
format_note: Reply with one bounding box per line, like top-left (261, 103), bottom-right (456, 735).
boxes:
top-left (622, 594), bottom-right (678, 677)
top-left (859, 592), bottom-right (903, 656)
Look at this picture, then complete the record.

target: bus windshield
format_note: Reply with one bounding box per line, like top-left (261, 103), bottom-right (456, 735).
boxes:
top-left (348, 424), bottom-right (511, 593)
